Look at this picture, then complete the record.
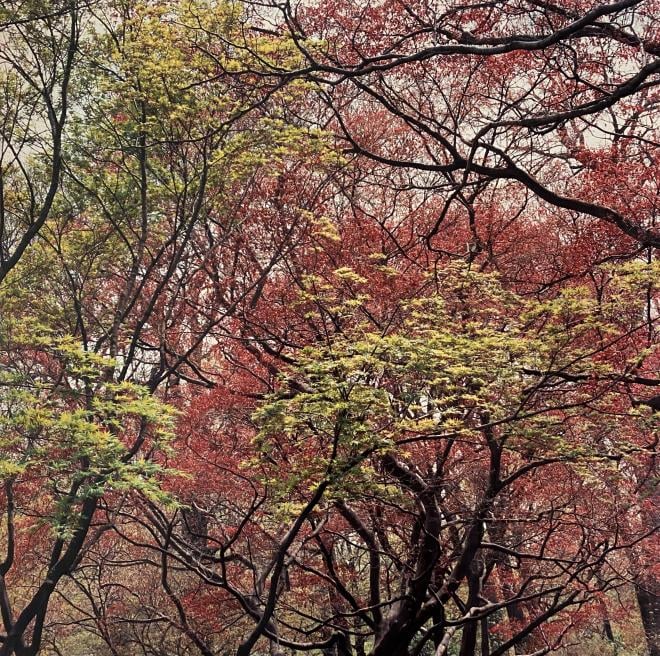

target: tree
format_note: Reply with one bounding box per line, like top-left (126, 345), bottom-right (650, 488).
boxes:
top-left (231, 264), bottom-right (659, 655)
top-left (260, 0), bottom-right (660, 248)
top-left (0, 0), bottom-right (335, 652)
top-left (0, 316), bottom-right (175, 655)
top-left (0, 1), bottom-right (657, 655)
top-left (79, 260), bottom-right (657, 656)
top-left (0, 0), bottom-right (81, 284)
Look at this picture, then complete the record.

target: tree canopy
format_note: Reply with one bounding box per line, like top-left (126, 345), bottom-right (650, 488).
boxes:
top-left (0, 1), bottom-right (658, 655)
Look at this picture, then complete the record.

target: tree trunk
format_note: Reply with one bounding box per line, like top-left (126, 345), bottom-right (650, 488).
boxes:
top-left (636, 582), bottom-right (660, 656)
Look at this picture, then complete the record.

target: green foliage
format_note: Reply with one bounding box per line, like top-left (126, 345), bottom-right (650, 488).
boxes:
top-left (253, 265), bottom-right (658, 498)
top-left (0, 320), bottom-right (177, 533)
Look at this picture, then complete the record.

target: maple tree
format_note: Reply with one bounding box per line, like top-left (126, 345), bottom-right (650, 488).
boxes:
top-left (0, 0), bottom-right (329, 652)
top-left (0, 0), bottom-right (658, 655)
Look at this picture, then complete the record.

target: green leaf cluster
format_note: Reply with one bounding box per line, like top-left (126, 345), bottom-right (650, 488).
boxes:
top-left (253, 265), bottom-right (657, 499)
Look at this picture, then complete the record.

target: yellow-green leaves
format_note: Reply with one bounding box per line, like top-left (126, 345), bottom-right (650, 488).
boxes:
top-left (0, 320), bottom-right (177, 527)
top-left (253, 264), bottom-right (656, 500)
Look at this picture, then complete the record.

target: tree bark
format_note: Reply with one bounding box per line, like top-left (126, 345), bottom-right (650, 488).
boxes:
top-left (636, 582), bottom-right (660, 656)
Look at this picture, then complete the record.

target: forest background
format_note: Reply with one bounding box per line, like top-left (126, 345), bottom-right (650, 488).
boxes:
top-left (0, 0), bottom-right (658, 655)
